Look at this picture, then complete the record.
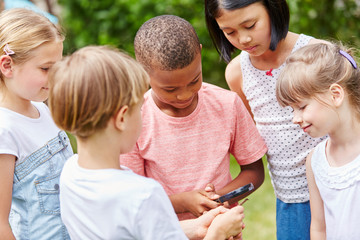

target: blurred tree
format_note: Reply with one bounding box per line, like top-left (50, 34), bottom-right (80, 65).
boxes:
top-left (58, 0), bottom-right (360, 88)
top-left (57, 0), bottom-right (228, 88)
top-left (289, 0), bottom-right (360, 49)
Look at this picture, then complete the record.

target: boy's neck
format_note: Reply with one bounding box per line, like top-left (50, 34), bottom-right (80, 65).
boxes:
top-left (76, 129), bottom-right (123, 170)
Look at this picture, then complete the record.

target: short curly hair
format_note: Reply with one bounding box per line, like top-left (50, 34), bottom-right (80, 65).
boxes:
top-left (134, 15), bottom-right (201, 71)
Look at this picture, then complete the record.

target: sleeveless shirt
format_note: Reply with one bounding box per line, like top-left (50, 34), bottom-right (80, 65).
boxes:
top-left (311, 140), bottom-right (360, 239)
top-left (240, 34), bottom-right (325, 203)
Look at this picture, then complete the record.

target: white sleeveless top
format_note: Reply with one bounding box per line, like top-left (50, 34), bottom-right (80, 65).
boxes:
top-left (311, 140), bottom-right (360, 239)
top-left (240, 34), bottom-right (326, 202)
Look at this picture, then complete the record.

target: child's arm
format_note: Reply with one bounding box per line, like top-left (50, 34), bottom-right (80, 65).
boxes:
top-left (225, 55), bottom-right (253, 119)
top-left (306, 151), bottom-right (326, 240)
top-left (217, 158), bottom-right (264, 205)
top-left (222, 69), bottom-right (267, 203)
top-left (170, 158), bottom-right (264, 216)
top-left (0, 154), bottom-right (16, 240)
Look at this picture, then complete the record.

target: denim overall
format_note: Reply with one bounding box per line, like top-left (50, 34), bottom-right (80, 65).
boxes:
top-left (9, 131), bottom-right (73, 240)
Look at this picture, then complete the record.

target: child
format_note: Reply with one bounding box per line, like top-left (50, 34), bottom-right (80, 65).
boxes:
top-left (120, 14), bottom-right (267, 220)
top-left (276, 42), bottom-right (360, 239)
top-left (0, 8), bottom-right (72, 239)
top-left (48, 45), bottom-right (246, 240)
top-left (205, 0), bottom-right (327, 238)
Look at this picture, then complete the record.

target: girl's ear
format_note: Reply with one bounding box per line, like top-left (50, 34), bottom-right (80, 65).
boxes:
top-left (329, 83), bottom-right (344, 107)
top-left (0, 55), bottom-right (13, 78)
top-left (114, 105), bottom-right (129, 131)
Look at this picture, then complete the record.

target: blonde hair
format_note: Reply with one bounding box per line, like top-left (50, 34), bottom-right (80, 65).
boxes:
top-left (0, 8), bottom-right (64, 82)
top-left (276, 42), bottom-right (360, 117)
top-left (48, 45), bottom-right (149, 138)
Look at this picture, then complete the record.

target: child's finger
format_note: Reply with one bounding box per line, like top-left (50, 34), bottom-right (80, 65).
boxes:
top-left (199, 188), bottom-right (220, 200)
top-left (204, 183), bottom-right (215, 192)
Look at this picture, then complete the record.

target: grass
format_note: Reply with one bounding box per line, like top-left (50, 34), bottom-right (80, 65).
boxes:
top-left (230, 156), bottom-right (276, 240)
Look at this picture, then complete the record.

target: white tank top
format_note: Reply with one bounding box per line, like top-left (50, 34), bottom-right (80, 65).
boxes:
top-left (311, 140), bottom-right (360, 239)
top-left (240, 34), bottom-right (326, 202)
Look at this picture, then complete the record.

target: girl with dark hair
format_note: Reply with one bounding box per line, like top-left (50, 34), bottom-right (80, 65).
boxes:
top-left (205, 1), bottom-right (327, 239)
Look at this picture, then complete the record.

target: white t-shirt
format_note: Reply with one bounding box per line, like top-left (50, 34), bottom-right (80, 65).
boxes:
top-left (60, 154), bottom-right (188, 240)
top-left (311, 140), bottom-right (360, 239)
top-left (0, 102), bottom-right (61, 160)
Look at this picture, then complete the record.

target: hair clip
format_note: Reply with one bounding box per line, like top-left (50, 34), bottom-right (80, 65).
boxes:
top-left (339, 50), bottom-right (357, 69)
top-left (3, 44), bottom-right (15, 56)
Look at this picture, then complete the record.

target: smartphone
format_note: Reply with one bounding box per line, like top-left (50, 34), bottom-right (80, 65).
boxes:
top-left (215, 183), bottom-right (254, 203)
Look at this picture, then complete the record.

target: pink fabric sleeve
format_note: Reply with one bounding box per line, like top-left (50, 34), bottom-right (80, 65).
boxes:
top-left (230, 96), bottom-right (267, 164)
top-left (120, 143), bottom-right (145, 176)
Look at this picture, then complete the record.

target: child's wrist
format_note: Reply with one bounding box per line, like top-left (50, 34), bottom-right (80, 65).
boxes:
top-left (169, 193), bottom-right (187, 213)
top-left (203, 227), bottom-right (227, 240)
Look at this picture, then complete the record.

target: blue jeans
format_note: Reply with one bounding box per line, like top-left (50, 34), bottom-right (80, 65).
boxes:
top-left (276, 198), bottom-right (311, 240)
top-left (9, 131), bottom-right (73, 240)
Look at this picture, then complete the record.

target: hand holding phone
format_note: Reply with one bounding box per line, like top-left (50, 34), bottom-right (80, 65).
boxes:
top-left (215, 183), bottom-right (254, 204)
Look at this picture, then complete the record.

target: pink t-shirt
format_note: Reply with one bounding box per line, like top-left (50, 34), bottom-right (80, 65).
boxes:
top-left (121, 83), bottom-right (267, 219)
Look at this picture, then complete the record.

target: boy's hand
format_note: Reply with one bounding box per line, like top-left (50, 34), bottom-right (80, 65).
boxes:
top-left (203, 183), bottom-right (221, 201)
top-left (170, 184), bottom-right (221, 217)
top-left (204, 183), bottom-right (231, 208)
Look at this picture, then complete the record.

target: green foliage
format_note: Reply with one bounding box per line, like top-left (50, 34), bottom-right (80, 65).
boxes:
top-left (57, 0), bottom-right (228, 88)
top-left (57, 0), bottom-right (360, 88)
top-left (289, 0), bottom-right (360, 49)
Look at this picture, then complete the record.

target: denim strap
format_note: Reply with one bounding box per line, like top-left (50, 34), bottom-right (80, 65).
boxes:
top-left (14, 131), bottom-right (69, 181)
